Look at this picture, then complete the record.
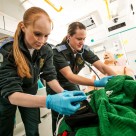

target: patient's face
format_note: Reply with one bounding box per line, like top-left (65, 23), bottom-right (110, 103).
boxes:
top-left (104, 52), bottom-right (115, 64)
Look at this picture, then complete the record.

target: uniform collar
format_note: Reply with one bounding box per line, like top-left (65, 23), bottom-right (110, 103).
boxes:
top-left (64, 42), bottom-right (85, 56)
top-left (19, 33), bottom-right (30, 53)
top-left (19, 33), bottom-right (41, 56)
top-left (64, 42), bottom-right (75, 55)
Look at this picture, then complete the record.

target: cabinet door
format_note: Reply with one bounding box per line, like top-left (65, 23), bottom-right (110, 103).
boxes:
top-left (4, 15), bottom-right (18, 33)
top-left (121, 28), bottom-right (136, 53)
top-left (126, 51), bottom-right (136, 74)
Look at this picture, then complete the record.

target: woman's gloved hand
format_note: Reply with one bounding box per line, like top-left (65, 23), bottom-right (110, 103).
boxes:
top-left (94, 76), bottom-right (113, 87)
top-left (46, 91), bottom-right (87, 115)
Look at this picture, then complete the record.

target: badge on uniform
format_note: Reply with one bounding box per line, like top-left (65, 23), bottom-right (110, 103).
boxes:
top-left (76, 53), bottom-right (84, 65)
top-left (40, 58), bottom-right (44, 68)
top-left (77, 56), bottom-right (84, 65)
top-left (73, 53), bottom-right (85, 74)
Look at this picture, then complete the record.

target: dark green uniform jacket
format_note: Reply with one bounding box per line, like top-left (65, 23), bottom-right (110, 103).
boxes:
top-left (46, 42), bottom-right (99, 134)
top-left (0, 36), bottom-right (57, 101)
top-left (47, 42), bottom-right (99, 94)
top-left (54, 42), bottom-right (99, 83)
top-left (0, 36), bottom-right (57, 136)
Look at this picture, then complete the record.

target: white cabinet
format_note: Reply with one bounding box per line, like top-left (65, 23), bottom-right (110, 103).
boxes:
top-left (4, 15), bottom-right (18, 33)
top-left (0, 12), bottom-right (18, 37)
top-left (120, 28), bottom-right (136, 53)
top-left (126, 51), bottom-right (136, 74)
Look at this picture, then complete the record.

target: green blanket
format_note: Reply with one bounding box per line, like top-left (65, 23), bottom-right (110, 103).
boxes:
top-left (58, 75), bottom-right (136, 136)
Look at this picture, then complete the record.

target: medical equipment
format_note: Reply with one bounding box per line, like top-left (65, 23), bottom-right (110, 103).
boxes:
top-left (77, 47), bottom-right (101, 80)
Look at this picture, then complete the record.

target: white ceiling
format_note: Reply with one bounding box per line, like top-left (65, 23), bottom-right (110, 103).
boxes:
top-left (0, 0), bottom-right (110, 44)
top-left (0, 0), bottom-right (133, 44)
top-left (31, 0), bottom-right (108, 44)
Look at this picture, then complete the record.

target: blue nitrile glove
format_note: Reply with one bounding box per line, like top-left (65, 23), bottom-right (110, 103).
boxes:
top-left (46, 91), bottom-right (87, 115)
top-left (38, 79), bottom-right (44, 89)
top-left (94, 76), bottom-right (113, 87)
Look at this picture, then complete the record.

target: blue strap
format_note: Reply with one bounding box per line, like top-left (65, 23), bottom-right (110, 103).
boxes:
top-left (0, 37), bottom-right (13, 49)
top-left (56, 44), bottom-right (67, 52)
top-left (38, 79), bottom-right (45, 89)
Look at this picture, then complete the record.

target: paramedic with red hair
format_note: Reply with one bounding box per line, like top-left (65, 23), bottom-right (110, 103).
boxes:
top-left (0, 7), bottom-right (86, 136)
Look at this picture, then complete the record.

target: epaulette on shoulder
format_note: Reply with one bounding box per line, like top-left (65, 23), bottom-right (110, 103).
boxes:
top-left (0, 37), bottom-right (13, 49)
top-left (83, 45), bottom-right (90, 51)
top-left (45, 43), bottom-right (55, 49)
top-left (55, 44), bottom-right (67, 52)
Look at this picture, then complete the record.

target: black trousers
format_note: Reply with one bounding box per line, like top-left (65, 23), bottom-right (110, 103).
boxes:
top-left (0, 98), bottom-right (41, 136)
top-left (46, 83), bottom-right (80, 136)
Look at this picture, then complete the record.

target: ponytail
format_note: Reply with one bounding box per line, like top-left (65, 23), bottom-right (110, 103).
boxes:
top-left (61, 36), bottom-right (67, 44)
top-left (13, 22), bottom-right (31, 78)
